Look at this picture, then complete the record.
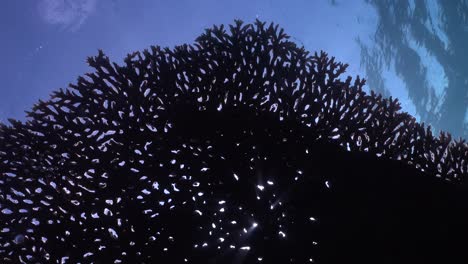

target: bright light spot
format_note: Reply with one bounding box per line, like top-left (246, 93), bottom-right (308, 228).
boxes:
top-left (108, 228), bottom-right (118, 239)
top-left (171, 183), bottom-right (180, 192)
top-left (240, 246), bottom-right (251, 251)
top-left (279, 231), bottom-right (286, 238)
top-left (325, 181), bottom-right (331, 188)
top-left (257, 185), bottom-right (265, 191)
top-left (2, 208), bottom-right (13, 215)
top-left (267, 180), bottom-right (274, 185)
top-left (152, 182), bottom-right (159, 190)
top-left (252, 222), bottom-right (258, 228)
top-left (233, 173), bottom-right (239, 181)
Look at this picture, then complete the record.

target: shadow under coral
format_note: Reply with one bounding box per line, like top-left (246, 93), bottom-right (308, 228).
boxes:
top-left (167, 105), bottom-right (468, 263)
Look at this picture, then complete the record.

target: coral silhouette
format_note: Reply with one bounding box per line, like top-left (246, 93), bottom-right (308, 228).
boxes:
top-left (1, 20), bottom-right (468, 263)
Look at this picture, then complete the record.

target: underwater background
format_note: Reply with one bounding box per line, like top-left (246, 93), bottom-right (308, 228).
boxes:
top-left (1, 0), bottom-right (467, 139)
top-left (3, 1), bottom-right (468, 263)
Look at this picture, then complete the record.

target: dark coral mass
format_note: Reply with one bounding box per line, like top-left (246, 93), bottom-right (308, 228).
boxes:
top-left (2, 20), bottom-right (468, 263)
